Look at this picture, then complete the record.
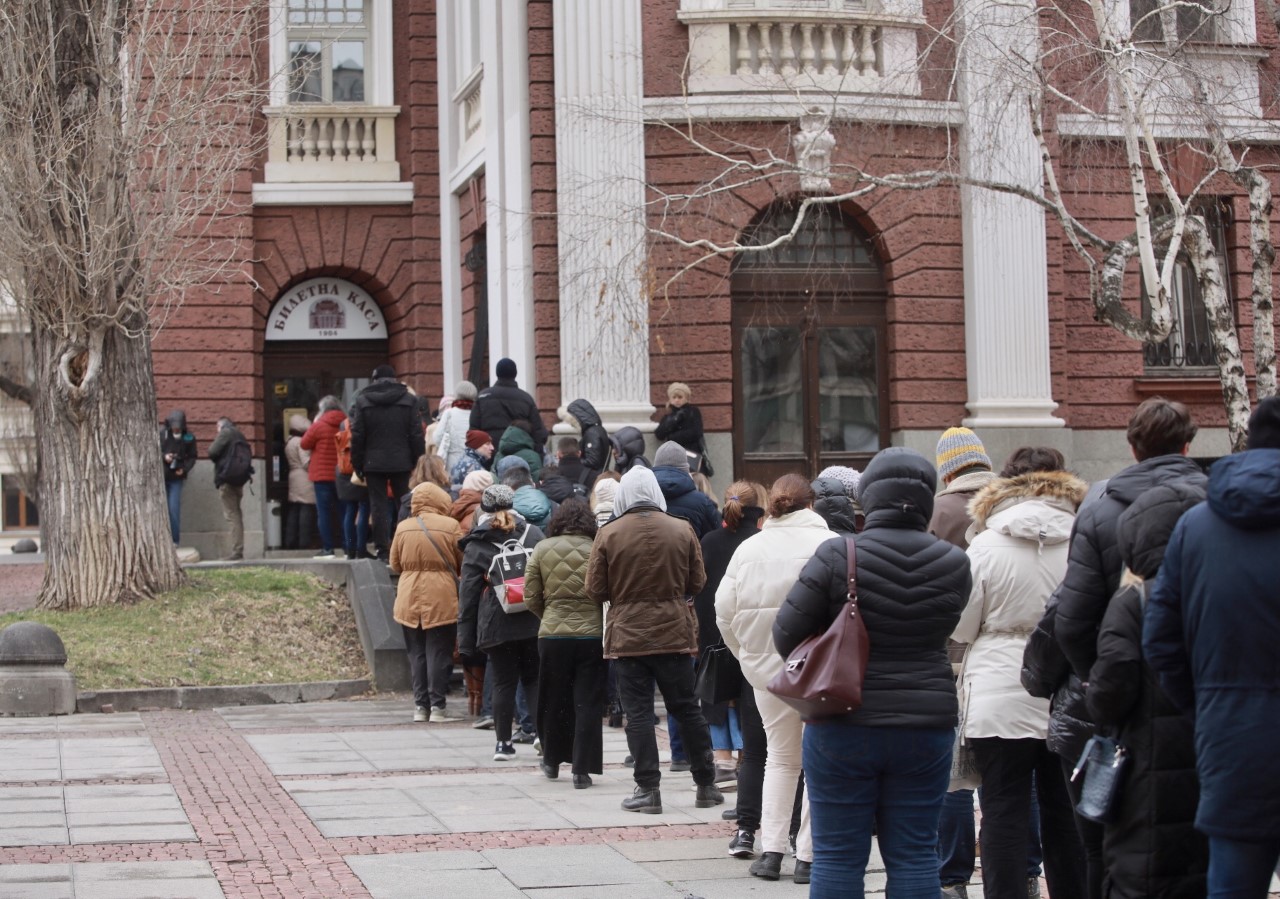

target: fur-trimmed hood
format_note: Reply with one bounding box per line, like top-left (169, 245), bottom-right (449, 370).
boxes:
top-left (968, 470), bottom-right (1088, 544)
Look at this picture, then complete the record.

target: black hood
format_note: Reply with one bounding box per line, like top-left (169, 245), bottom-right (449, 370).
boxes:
top-left (1116, 480), bottom-right (1206, 579)
top-left (858, 447), bottom-right (936, 528)
top-left (1105, 454), bottom-right (1205, 505)
top-left (812, 477), bottom-right (860, 533)
top-left (567, 398), bottom-right (602, 430)
top-left (610, 426), bottom-right (645, 462)
top-left (165, 410), bottom-right (187, 431)
top-left (360, 378), bottom-right (412, 406)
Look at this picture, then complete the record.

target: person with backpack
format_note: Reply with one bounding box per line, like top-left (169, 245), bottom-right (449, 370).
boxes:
top-left (301, 396), bottom-right (347, 559)
top-left (334, 407), bottom-right (370, 559)
top-left (208, 416), bottom-right (251, 560)
top-left (457, 484), bottom-right (545, 761)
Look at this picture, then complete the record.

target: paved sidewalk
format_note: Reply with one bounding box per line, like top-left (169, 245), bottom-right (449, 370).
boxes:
top-left (0, 697), bottom-right (1271, 897)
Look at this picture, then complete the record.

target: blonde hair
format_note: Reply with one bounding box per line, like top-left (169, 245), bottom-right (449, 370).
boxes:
top-left (722, 480), bottom-right (767, 531)
top-left (490, 509), bottom-right (517, 532)
top-left (409, 454), bottom-right (450, 491)
top-left (691, 472), bottom-right (717, 508)
top-left (667, 381), bottom-right (691, 401)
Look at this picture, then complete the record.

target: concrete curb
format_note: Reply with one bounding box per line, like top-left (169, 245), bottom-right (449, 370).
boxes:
top-left (76, 678), bottom-right (372, 713)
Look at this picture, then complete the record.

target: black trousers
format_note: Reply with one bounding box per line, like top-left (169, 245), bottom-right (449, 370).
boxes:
top-left (735, 680), bottom-right (767, 833)
top-left (536, 638), bottom-right (604, 775)
top-left (364, 471), bottom-right (410, 558)
top-left (1059, 753), bottom-right (1105, 899)
top-left (488, 638), bottom-right (540, 744)
top-left (616, 653), bottom-right (715, 790)
top-left (971, 738), bottom-right (1086, 899)
top-left (402, 623), bottom-right (456, 710)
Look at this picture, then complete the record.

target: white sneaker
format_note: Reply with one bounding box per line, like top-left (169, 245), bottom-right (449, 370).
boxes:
top-left (429, 707), bottom-right (461, 723)
top-left (413, 705), bottom-right (428, 722)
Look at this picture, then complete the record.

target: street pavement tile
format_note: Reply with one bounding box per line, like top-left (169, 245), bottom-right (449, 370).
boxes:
top-left (524, 887), bottom-right (684, 899)
top-left (346, 857), bottom-right (523, 899)
top-left (62, 784), bottom-right (195, 844)
top-left (0, 736), bottom-right (164, 782)
top-left (0, 861), bottom-right (223, 899)
top-left (484, 844), bottom-right (659, 889)
top-left (0, 713), bottom-right (146, 736)
top-left (611, 837), bottom-right (732, 862)
top-left (219, 699), bottom-right (416, 730)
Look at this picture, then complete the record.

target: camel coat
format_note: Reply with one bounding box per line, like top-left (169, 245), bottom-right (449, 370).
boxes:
top-left (390, 483), bottom-right (464, 630)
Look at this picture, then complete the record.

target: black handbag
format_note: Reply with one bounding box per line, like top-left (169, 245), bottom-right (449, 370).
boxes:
top-left (695, 642), bottom-right (742, 705)
top-left (1071, 733), bottom-right (1129, 823)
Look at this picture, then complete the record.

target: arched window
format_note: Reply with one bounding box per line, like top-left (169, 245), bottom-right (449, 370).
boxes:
top-left (731, 202), bottom-right (888, 482)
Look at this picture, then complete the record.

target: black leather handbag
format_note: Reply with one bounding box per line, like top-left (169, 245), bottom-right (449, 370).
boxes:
top-left (1072, 733), bottom-right (1129, 823)
top-left (694, 642), bottom-right (742, 705)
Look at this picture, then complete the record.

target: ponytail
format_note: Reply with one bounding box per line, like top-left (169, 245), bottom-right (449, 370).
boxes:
top-left (722, 480), bottom-right (764, 530)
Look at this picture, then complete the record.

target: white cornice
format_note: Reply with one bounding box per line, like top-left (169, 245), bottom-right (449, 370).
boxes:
top-left (1056, 113), bottom-right (1280, 143)
top-left (251, 181), bottom-right (414, 205)
top-left (643, 93), bottom-right (963, 128)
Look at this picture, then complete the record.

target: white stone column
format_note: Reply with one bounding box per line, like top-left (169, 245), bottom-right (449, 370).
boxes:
top-left (957, 0), bottom-right (1063, 427)
top-left (552, 0), bottom-right (655, 429)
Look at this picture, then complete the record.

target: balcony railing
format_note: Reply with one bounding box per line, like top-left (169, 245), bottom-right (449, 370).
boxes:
top-left (263, 105), bottom-right (401, 183)
top-left (679, 7), bottom-right (923, 96)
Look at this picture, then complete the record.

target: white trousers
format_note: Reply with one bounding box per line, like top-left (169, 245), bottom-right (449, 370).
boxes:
top-left (755, 687), bottom-right (813, 861)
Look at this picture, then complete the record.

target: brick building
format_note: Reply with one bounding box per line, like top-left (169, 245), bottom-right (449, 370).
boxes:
top-left (106, 0), bottom-right (1279, 557)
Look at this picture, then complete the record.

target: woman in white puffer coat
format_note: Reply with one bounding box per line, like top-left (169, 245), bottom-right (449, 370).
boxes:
top-left (434, 380), bottom-right (478, 474)
top-left (716, 474), bottom-right (834, 883)
top-left (951, 447), bottom-right (1088, 899)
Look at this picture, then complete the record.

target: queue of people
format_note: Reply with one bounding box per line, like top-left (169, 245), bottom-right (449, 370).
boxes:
top-left (178, 367), bottom-right (1280, 899)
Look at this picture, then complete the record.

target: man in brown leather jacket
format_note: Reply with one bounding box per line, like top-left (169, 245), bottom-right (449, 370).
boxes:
top-left (587, 465), bottom-right (723, 815)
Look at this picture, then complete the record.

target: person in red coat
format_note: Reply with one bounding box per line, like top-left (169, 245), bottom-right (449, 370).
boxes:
top-left (301, 395), bottom-right (347, 557)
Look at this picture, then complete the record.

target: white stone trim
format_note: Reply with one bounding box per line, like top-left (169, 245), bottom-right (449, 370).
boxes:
top-left (1056, 111), bottom-right (1280, 143)
top-left (643, 94), bottom-right (963, 127)
top-left (552, 2), bottom-right (661, 427)
top-left (956, 0), bottom-right (1062, 427)
top-left (251, 181), bottom-right (413, 205)
top-left (437, 0), bottom-right (463, 386)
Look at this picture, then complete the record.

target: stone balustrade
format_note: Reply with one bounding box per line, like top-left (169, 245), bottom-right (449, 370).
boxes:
top-left (263, 105), bottom-right (401, 183)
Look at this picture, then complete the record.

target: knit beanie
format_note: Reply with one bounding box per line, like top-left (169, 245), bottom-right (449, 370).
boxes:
top-left (372, 364), bottom-right (396, 380)
top-left (495, 455), bottom-right (530, 478)
top-left (668, 382), bottom-right (691, 401)
top-left (653, 440), bottom-right (689, 471)
top-left (936, 427), bottom-right (992, 480)
top-left (462, 470), bottom-right (494, 493)
top-left (1247, 396), bottom-right (1280, 450)
top-left (454, 380), bottom-right (478, 402)
top-left (818, 465), bottom-right (862, 500)
top-left (481, 484), bottom-right (515, 512)
top-left (465, 429), bottom-right (491, 450)
top-left (496, 357), bottom-right (517, 380)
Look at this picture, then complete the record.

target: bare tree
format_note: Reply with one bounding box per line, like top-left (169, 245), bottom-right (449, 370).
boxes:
top-left (0, 1), bottom-right (265, 607)
top-left (641, 0), bottom-right (1277, 450)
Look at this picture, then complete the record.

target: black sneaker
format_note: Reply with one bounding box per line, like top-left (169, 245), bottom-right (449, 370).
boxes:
top-left (721, 807), bottom-right (740, 821)
top-left (728, 829), bottom-right (756, 858)
top-left (621, 786), bottom-right (662, 814)
top-left (669, 760), bottom-right (691, 773)
top-left (493, 742), bottom-right (516, 761)
top-left (793, 860), bottom-right (811, 884)
top-left (511, 730), bottom-right (536, 745)
top-left (749, 851), bottom-right (783, 881)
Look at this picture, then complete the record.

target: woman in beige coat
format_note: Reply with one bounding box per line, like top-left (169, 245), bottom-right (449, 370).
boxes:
top-left (390, 482), bottom-right (464, 723)
top-left (284, 413), bottom-right (315, 549)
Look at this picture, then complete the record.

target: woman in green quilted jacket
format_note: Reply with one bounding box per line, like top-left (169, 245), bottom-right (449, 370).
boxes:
top-left (524, 498), bottom-right (603, 788)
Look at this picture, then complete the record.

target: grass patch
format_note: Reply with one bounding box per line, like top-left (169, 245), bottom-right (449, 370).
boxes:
top-left (0, 568), bottom-right (370, 691)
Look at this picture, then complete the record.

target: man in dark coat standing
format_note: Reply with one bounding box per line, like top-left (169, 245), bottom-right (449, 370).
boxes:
top-left (1143, 397), bottom-right (1280, 896)
top-left (352, 364), bottom-right (425, 561)
top-left (652, 441), bottom-right (720, 538)
top-left (470, 358), bottom-right (548, 451)
top-left (1048, 396), bottom-right (1205, 897)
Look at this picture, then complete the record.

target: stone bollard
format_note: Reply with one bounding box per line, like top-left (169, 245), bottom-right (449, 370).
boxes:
top-left (0, 621), bottom-right (77, 716)
top-left (12, 538), bottom-right (38, 554)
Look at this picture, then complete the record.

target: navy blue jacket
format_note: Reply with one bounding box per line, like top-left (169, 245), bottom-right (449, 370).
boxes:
top-left (653, 466), bottom-right (721, 538)
top-left (1143, 448), bottom-right (1280, 841)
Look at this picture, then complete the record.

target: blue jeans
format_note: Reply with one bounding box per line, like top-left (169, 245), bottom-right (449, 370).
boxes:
top-left (341, 498), bottom-right (369, 557)
top-left (938, 789), bottom-right (976, 884)
top-left (805, 722), bottom-right (953, 899)
top-left (1207, 836), bottom-right (1280, 898)
top-left (709, 706), bottom-right (742, 752)
top-left (313, 481), bottom-right (338, 553)
top-left (165, 480), bottom-right (183, 543)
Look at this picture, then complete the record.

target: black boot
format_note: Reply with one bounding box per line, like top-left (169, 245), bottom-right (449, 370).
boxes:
top-left (621, 786), bottom-right (662, 814)
top-left (750, 852), bottom-right (783, 881)
top-left (793, 860), bottom-right (811, 884)
top-left (695, 783), bottom-right (724, 808)
top-left (540, 761), bottom-right (558, 780)
top-left (572, 774), bottom-right (592, 789)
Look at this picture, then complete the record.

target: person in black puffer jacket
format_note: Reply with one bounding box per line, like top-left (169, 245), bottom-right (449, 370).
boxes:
top-left (610, 426), bottom-right (650, 474)
top-left (470, 357), bottom-right (548, 450)
top-left (652, 441), bottom-right (721, 538)
top-left (1039, 397), bottom-right (1204, 899)
top-left (351, 365), bottom-right (427, 560)
top-left (811, 465), bottom-right (863, 536)
top-left (773, 447), bottom-right (971, 896)
top-left (565, 399), bottom-right (609, 486)
top-left (1086, 482), bottom-right (1208, 899)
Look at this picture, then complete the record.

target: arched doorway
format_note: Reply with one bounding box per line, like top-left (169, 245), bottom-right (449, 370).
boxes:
top-left (732, 202), bottom-right (888, 484)
top-left (262, 278), bottom-right (390, 541)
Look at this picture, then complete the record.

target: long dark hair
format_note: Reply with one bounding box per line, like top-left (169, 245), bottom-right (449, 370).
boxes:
top-left (547, 498), bottom-right (598, 539)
